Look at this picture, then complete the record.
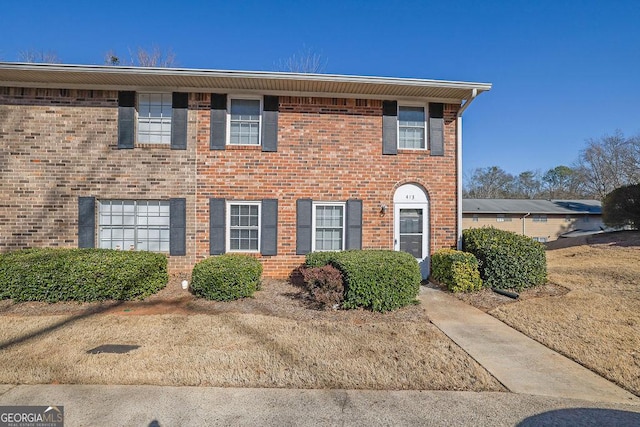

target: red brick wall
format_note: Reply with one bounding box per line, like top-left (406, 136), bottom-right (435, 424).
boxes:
top-left (0, 87), bottom-right (459, 278)
top-left (196, 95), bottom-right (459, 277)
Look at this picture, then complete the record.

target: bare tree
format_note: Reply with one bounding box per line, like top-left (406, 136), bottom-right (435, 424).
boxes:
top-left (464, 166), bottom-right (516, 198)
top-left (514, 170), bottom-right (543, 199)
top-left (575, 131), bottom-right (640, 199)
top-left (104, 46), bottom-right (177, 67)
top-left (275, 45), bottom-right (327, 73)
top-left (18, 49), bottom-right (61, 63)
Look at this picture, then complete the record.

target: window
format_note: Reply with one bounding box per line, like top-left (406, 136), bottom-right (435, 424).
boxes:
top-left (229, 98), bottom-right (261, 145)
top-left (398, 105), bottom-right (426, 149)
top-left (497, 214), bottom-right (512, 222)
top-left (472, 214), bottom-right (479, 222)
top-left (137, 93), bottom-right (172, 144)
top-left (227, 202), bottom-right (261, 252)
top-left (313, 203), bottom-right (345, 251)
top-left (99, 200), bottom-right (170, 252)
top-left (532, 214), bottom-right (548, 222)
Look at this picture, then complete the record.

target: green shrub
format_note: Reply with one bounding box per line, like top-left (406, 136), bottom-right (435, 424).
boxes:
top-left (462, 227), bottom-right (547, 290)
top-left (0, 248), bottom-right (167, 302)
top-left (305, 251), bottom-right (340, 268)
top-left (190, 254), bottom-right (262, 301)
top-left (431, 249), bottom-right (483, 293)
top-left (301, 264), bottom-right (344, 308)
top-left (330, 250), bottom-right (421, 312)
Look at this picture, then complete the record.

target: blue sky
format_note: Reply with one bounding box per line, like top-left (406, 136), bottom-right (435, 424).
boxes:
top-left (2, 0), bottom-right (639, 177)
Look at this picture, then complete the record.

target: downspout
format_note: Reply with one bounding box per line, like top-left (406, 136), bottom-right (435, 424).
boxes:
top-left (522, 212), bottom-right (531, 236)
top-left (456, 88), bottom-right (478, 250)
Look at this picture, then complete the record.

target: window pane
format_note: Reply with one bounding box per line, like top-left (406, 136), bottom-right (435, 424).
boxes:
top-left (315, 205), bottom-right (344, 251)
top-left (231, 99), bottom-right (260, 119)
top-left (138, 93), bottom-right (172, 144)
top-left (399, 106), bottom-right (425, 124)
top-left (228, 203), bottom-right (260, 251)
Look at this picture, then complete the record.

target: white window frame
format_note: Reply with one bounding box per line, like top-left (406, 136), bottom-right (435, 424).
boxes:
top-left (312, 202), bottom-right (346, 252)
top-left (137, 92), bottom-right (172, 144)
top-left (397, 102), bottom-right (428, 150)
top-left (227, 96), bottom-right (263, 146)
top-left (226, 201), bottom-right (261, 253)
top-left (98, 200), bottom-right (170, 252)
top-left (497, 214), bottom-right (512, 222)
top-left (472, 214), bottom-right (479, 222)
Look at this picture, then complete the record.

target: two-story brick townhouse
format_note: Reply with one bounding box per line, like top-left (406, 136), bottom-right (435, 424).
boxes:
top-left (0, 63), bottom-right (490, 278)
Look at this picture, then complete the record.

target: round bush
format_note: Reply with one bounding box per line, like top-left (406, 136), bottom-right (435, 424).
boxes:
top-left (462, 227), bottom-right (547, 290)
top-left (431, 249), bottom-right (483, 293)
top-left (190, 254), bottom-right (262, 301)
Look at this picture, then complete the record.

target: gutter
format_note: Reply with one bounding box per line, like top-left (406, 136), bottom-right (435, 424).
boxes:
top-left (522, 212), bottom-right (531, 236)
top-left (457, 89), bottom-right (478, 249)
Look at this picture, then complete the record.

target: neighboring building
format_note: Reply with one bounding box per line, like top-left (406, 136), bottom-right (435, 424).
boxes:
top-left (462, 199), bottom-right (604, 242)
top-left (0, 63), bottom-right (490, 278)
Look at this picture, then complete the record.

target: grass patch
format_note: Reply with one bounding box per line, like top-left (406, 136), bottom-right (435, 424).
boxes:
top-left (487, 231), bottom-right (640, 396)
top-left (0, 281), bottom-right (503, 391)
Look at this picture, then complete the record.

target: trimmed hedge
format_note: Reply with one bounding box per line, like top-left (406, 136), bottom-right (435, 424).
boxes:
top-left (0, 248), bottom-right (168, 302)
top-left (462, 227), bottom-right (547, 290)
top-left (190, 254), bottom-right (262, 301)
top-left (305, 251), bottom-right (340, 268)
top-left (431, 249), bottom-right (483, 293)
top-left (323, 250), bottom-right (421, 312)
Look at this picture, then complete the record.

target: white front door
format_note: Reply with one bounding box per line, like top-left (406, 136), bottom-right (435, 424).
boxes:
top-left (393, 184), bottom-right (429, 278)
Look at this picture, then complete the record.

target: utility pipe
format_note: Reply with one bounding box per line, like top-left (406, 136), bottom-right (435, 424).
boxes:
top-left (522, 212), bottom-right (531, 236)
top-left (456, 89), bottom-right (478, 250)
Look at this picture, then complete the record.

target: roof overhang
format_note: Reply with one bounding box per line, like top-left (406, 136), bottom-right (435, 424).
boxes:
top-left (0, 62), bottom-right (491, 103)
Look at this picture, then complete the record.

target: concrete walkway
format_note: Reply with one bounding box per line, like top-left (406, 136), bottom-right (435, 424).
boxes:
top-left (419, 286), bottom-right (639, 405)
top-left (1, 385), bottom-right (640, 426)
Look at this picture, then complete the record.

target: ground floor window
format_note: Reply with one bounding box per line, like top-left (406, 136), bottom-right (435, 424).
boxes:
top-left (313, 203), bottom-right (345, 251)
top-left (99, 200), bottom-right (170, 251)
top-left (227, 201), bottom-right (261, 252)
top-left (532, 214), bottom-right (548, 222)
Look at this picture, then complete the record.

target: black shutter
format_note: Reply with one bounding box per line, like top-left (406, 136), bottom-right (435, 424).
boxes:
top-left (210, 198), bottom-right (226, 254)
top-left (262, 96), bottom-right (279, 152)
top-left (260, 199), bottom-right (278, 255)
top-left (296, 199), bottom-right (313, 255)
top-left (345, 199), bottom-right (363, 250)
top-left (78, 196), bottom-right (95, 248)
top-left (171, 92), bottom-right (188, 150)
top-left (382, 100), bottom-right (398, 155)
top-left (429, 103), bottom-right (445, 156)
top-left (118, 91), bottom-right (135, 149)
top-left (169, 198), bottom-right (186, 256)
top-left (210, 94), bottom-right (227, 150)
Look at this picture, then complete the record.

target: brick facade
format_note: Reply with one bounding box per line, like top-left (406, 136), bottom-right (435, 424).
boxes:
top-left (0, 87), bottom-right (460, 278)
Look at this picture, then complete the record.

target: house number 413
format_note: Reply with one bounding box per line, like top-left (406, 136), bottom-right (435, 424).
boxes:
top-left (405, 195), bottom-right (415, 200)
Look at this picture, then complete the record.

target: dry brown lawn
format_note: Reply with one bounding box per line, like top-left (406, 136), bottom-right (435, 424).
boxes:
top-left (0, 280), bottom-right (503, 391)
top-left (486, 231), bottom-right (640, 396)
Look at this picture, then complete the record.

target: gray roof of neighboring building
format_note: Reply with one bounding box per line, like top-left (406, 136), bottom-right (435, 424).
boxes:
top-left (462, 199), bottom-right (602, 215)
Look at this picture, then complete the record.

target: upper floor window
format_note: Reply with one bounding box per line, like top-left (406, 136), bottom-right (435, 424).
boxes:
top-left (497, 214), bottom-right (512, 222)
top-left (227, 201), bottom-right (261, 252)
top-left (313, 203), bottom-right (345, 251)
top-left (137, 93), bottom-right (172, 144)
top-left (398, 105), bottom-right (426, 149)
top-left (229, 98), bottom-right (261, 145)
top-left (99, 200), bottom-right (170, 252)
top-left (532, 214), bottom-right (548, 222)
